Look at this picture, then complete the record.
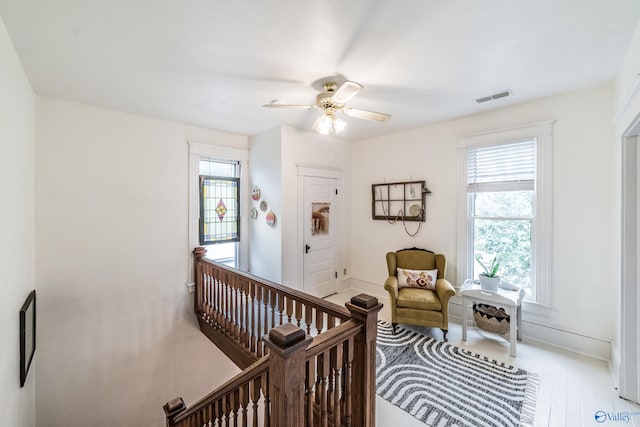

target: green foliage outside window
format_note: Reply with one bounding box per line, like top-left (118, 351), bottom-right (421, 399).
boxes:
top-left (472, 191), bottom-right (532, 290)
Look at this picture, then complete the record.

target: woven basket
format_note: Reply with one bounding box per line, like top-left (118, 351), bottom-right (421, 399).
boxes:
top-left (473, 303), bottom-right (510, 335)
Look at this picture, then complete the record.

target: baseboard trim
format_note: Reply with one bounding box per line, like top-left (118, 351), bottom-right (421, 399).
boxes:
top-left (348, 279), bottom-right (390, 302)
top-left (348, 278), bottom-right (611, 361)
top-left (449, 297), bottom-right (611, 361)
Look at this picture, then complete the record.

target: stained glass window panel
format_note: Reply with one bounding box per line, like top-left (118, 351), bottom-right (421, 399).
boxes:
top-left (199, 176), bottom-right (240, 244)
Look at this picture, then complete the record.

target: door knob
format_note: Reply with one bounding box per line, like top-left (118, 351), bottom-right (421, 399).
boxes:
top-left (305, 244), bottom-right (310, 254)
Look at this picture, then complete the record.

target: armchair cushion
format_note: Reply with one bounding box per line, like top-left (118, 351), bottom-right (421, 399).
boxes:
top-left (397, 267), bottom-right (438, 290)
top-left (397, 288), bottom-right (442, 311)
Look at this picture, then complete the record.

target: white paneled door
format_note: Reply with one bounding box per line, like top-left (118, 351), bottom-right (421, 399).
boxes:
top-left (303, 176), bottom-right (337, 298)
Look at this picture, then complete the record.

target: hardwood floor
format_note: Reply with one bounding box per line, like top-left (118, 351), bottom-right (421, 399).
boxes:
top-left (325, 289), bottom-right (640, 427)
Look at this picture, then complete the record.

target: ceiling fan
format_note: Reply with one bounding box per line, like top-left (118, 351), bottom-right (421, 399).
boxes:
top-left (263, 80), bottom-right (391, 135)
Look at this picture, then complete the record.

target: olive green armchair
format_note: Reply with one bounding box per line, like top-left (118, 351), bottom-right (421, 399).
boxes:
top-left (384, 248), bottom-right (456, 341)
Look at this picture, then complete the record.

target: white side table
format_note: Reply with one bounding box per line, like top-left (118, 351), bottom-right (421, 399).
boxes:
top-left (460, 280), bottom-right (525, 357)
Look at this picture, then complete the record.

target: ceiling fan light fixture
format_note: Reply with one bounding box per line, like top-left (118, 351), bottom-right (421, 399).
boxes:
top-left (313, 113), bottom-right (346, 135)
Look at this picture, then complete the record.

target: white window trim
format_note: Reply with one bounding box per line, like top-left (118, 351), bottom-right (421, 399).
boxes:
top-left (188, 141), bottom-right (249, 282)
top-left (457, 121), bottom-right (553, 306)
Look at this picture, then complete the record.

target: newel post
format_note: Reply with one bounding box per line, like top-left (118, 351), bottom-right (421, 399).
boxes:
top-left (163, 397), bottom-right (186, 427)
top-left (262, 323), bottom-right (313, 427)
top-left (346, 294), bottom-right (383, 427)
top-left (193, 247), bottom-right (207, 313)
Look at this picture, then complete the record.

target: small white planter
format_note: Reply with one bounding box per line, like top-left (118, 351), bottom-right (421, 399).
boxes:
top-left (479, 274), bottom-right (500, 292)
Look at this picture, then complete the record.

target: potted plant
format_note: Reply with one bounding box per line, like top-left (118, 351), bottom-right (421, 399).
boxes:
top-left (475, 254), bottom-right (500, 292)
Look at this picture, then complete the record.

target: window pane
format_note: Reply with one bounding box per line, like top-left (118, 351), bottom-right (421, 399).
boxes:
top-left (200, 176), bottom-right (240, 244)
top-left (204, 242), bottom-right (237, 268)
top-left (467, 140), bottom-right (535, 185)
top-left (473, 191), bottom-right (533, 217)
top-left (199, 158), bottom-right (238, 177)
top-left (473, 218), bottom-right (531, 290)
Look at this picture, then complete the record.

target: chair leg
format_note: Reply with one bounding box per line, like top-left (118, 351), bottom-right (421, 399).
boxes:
top-left (392, 323), bottom-right (398, 334)
top-left (441, 329), bottom-right (448, 342)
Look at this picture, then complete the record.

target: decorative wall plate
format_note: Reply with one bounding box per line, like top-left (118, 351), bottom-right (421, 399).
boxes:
top-left (251, 186), bottom-right (261, 201)
top-left (250, 208), bottom-right (258, 219)
top-left (260, 200), bottom-right (268, 212)
top-left (266, 211), bottom-right (276, 226)
top-left (409, 204), bottom-right (422, 217)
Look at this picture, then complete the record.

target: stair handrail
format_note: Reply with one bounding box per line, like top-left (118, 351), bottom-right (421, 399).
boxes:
top-left (164, 356), bottom-right (270, 426)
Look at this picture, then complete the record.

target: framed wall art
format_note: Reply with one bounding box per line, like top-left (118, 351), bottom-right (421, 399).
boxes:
top-left (371, 180), bottom-right (430, 222)
top-left (20, 290), bottom-right (36, 387)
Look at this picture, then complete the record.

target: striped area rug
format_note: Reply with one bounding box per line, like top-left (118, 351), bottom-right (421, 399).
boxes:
top-left (376, 321), bottom-right (538, 427)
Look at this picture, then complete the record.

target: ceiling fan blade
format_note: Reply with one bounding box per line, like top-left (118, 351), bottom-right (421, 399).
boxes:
top-left (343, 107), bottom-right (391, 122)
top-left (332, 80), bottom-right (363, 104)
top-left (263, 103), bottom-right (314, 109)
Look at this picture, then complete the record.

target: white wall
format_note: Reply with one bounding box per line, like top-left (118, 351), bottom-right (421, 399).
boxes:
top-left (0, 16), bottom-right (36, 427)
top-left (34, 98), bottom-right (244, 426)
top-left (612, 18), bottom-right (640, 392)
top-left (248, 127), bottom-right (283, 282)
top-left (280, 126), bottom-right (352, 289)
top-left (351, 83), bottom-right (616, 358)
top-left (248, 126), bottom-right (352, 290)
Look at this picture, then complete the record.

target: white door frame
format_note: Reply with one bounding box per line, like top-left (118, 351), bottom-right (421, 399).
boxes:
top-left (297, 165), bottom-right (343, 295)
top-left (620, 114), bottom-right (640, 403)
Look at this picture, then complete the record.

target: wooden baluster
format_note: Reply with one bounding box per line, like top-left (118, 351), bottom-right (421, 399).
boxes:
top-left (305, 359), bottom-right (316, 427)
top-left (286, 296), bottom-right (293, 323)
top-left (233, 389), bottom-right (240, 427)
top-left (295, 300), bottom-right (303, 328)
top-left (278, 293), bottom-right (285, 327)
top-left (241, 382), bottom-right (249, 427)
top-left (242, 282), bottom-right (249, 349)
top-left (236, 279), bottom-right (242, 343)
top-left (263, 323), bottom-right (312, 427)
top-left (207, 270), bottom-right (214, 321)
top-left (315, 310), bottom-right (324, 335)
top-left (256, 286), bottom-right (263, 357)
top-left (305, 305), bottom-right (313, 335)
top-left (233, 280), bottom-right (239, 342)
top-left (217, 398), bottom-right (224, 427)
top-left (213, 275), bottom-right (220, 326)
top-left (269, 290), bottom-right (276, 331)
top-left (249, 282), bottom-right (256, 354)
top-left (332, 343), bottom-right (343, 427)
top-left (251, 376), bottom-right (260, 427)
top-left (225, 393), bottom-right (231, 427)
top-left (327, 315), bottom-right (335, 331)
top-left (345, 294), bottom-right (383, 427)
top-left (264, 371), bottom-right (271, 427)
top-left (264, 289), bottom-right (271, 336)
top-left (225, 275), bottom-right (231, 333)
top-left (343, 337), bottom-right (354, 427)
top-left (320, 351), bottom-right (330, 427)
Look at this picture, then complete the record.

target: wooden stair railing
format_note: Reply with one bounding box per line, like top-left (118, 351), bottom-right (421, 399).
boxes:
top-left (166, 296), bottom-right (381, 427)
top-left (164, 249), bottom-right (382, 427)
top-left (163, 356), bottom-right (270, 427)
top-left (192, 247), bottom-right (352, 369)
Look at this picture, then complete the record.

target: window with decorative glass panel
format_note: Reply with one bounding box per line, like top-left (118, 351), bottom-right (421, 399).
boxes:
top-left (199, 158), bottom-right (240, 268)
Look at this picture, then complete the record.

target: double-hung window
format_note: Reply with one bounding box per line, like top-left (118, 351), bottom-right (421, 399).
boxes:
top-left (458, 122), bottom-right (553, 304)
top-left (189, 142), bottom-right (248, 271)
top-left (199, 159), bottom-right (240, 266)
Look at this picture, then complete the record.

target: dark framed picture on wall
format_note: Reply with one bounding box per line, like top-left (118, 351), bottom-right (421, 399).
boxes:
top-left (20, 290), bottom-right (36, 387)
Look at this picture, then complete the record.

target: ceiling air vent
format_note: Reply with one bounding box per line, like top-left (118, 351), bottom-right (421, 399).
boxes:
top-left (475, 90), bottom-right (512, 104)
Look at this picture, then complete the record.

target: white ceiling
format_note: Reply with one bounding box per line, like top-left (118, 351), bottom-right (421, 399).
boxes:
top-left (1, 1), bottom-right (639, 141)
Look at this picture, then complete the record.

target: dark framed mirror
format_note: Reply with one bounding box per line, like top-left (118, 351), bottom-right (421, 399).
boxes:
top-left (20, 290), bottom-right (36, 387)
